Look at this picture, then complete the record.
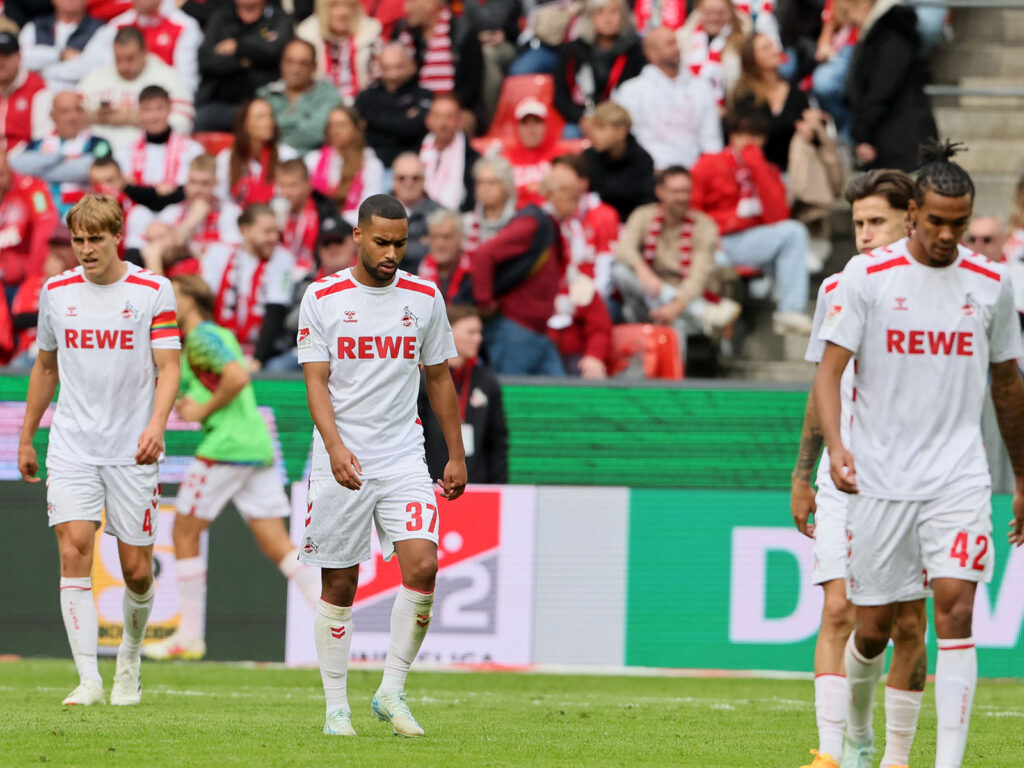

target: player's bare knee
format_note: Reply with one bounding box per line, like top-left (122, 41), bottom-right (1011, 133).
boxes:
top-left (321, 568), bottom-right (358, 606)
top-left (892, 607), bottom-right (927, 647)
top-left (821, 592), bottom-right (855, 637)
top-left (935, 601), bottom-right (974, 639)
top-left (401, 553), bottom-right (438, 591)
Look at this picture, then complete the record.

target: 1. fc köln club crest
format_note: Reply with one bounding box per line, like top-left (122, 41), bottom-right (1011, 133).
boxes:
top-left (401, 306), bottom-right (419, 328)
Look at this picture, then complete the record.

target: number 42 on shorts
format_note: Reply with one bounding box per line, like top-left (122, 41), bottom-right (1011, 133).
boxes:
top-left (950, 531), bottom-right (988, 571)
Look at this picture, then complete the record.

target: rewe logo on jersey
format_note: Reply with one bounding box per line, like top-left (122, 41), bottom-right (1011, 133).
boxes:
top-left (65, 328), bottom-right (135, 350)
top-left (886, 329), bottom-right (974, 356)
top-left (337, 335), bottom-right (417, 360)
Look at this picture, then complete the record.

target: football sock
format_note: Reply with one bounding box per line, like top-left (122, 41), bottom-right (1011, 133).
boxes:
top-left (175, 556), bottom-right (206, 641)
top-left (60, 577), bottom-right (101, 685)
top-left (314, 599), bottom-right (353, 717)
top-left (935, 637), bottom-right (976, 768)
top-left (379, 584), bottom-right (434, 695)
top-left (845, 634), bottom-right (886, 746)
top-left (119, 584), bottom-right (155, 661)
top-left (278, 549), bottom-right (322, 608)
top-left (880, 687), bottom-right (923, 767)
top-left (814, 674), bottom-right (847, 758)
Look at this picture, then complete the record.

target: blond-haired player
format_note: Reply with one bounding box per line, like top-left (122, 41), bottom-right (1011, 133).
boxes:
top-left (18, 194), bottom-right (181, 706)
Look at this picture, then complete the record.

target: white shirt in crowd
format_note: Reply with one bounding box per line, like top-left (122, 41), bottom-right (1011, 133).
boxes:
top-left (820, 239), bottom-right (1023, 500)
top-left (201, 242), bottom-right (295, 334)
top-left (114, 131), bottom-right (203, 188)
top-left (420, 130), bottom-right (467, 211)
top-left (19, 20), bottom-right (94, 90)
top-left (302, 145), bottom-right (384, 226)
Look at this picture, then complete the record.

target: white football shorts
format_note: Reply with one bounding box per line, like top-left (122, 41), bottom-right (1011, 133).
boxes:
top-left (300, 457), bottom-right (439, 569)
top-left (175, 459), bottom-right (288, 521)
top-left (812, 483), bottom-right (849, 586)
top-left (846, 486), bottom-right (992, 606)
top-left (46, 460), bottom-right (161, 546)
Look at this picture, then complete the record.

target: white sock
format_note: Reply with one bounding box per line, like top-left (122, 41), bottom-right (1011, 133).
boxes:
top-left (881, 687), bottom-right (923, 767)
top-left (314, 599), bottom-right (353, 717)
top-left (175, 556), bottom-right (206, 642)
top-left (935, 637), bottom-right (977, 768)
top-left (278, 548), bottom-right (322, 608)
top-left (60, 577), bottom-right (101, 685)
top-left (814, 674), bottom-right (847, 759)
top-left (119, 584), bottom-right (155, 660)
top-left (845, 633), bottom-right (886, 746)
top-left (379, 584), bottom-right (434, 695)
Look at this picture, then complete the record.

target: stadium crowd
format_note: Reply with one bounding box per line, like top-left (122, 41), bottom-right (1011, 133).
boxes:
top-left (0, 0), bottom-right (977, 378)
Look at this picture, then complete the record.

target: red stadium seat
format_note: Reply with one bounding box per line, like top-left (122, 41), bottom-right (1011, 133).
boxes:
top-left (194, 132), bottom-right (234, 158)
top-left (609, 323), bottom-right (685, 380)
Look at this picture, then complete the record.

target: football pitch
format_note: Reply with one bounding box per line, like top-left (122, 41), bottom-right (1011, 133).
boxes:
top-left (2, 660), bottom-right (1023, 767)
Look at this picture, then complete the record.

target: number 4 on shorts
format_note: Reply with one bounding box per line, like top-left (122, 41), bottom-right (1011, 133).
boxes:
top-left (406, 502), bottom-right (438, 533)
top-left (949, 531), bottom-right (987, 571)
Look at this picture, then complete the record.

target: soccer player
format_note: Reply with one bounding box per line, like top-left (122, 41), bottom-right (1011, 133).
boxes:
top-left (297, 193), bottom-right (467, 738)
top-left (18, 193), bottom-right (181, 706)
top-left (815, 141), bottom-right (1024, 768)
top-left (792, 169), bottom-right (929, 768)
top-left (143, 273), bottom-right (322, 661)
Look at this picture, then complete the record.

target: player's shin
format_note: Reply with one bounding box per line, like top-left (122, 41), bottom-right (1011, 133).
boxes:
top-left (314, 599), bottom-right (354, 717)
top-left (175, 556), bottom-right (206, 641)
top-left (844, 634), bottom-right (886, 746)
top-left (814, 674), bottom-right (847, 759)
top-left (279, 548), bottom-right (322, 608)
top-left (119, 584), bottom-right (155, 661)
top-left (60, 577), bottom-right (101, 685)
top-left (934, 637), bottom-right (977, 768)
top-left (880, 687), bottom-right (923, 767)
top-left (379, 584), bottom-right (434, 695)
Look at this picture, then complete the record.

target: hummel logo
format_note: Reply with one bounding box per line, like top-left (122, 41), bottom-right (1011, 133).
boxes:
top-left (331, 626), bottom-right (346, 639)
top-left (893, 297), bottom-right (908, 311)
top-left (344, 310), bottom-right (357, 323)
top-left (66, 306), bottom-right (77, 317)
top-left (415, 613), bottom-right (431, 628)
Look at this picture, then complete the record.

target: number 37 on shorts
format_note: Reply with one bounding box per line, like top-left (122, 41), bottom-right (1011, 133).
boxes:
top-left (406, 501), bottom-right (438, 533)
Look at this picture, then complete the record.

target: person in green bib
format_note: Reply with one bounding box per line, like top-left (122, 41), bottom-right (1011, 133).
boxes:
top-left (145, 274), bottom-right (321, 661)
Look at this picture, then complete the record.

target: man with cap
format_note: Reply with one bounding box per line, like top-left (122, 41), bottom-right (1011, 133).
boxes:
top-left (0, 27), bottom-right (55, 148)
top-left (501, 96), bottom-right (564, 208)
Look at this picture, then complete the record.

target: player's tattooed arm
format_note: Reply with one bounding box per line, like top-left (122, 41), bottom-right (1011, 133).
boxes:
top-left (793, 388), bottom-right (825, 483)
top-left (990, 359), bottom-right (1024, 545)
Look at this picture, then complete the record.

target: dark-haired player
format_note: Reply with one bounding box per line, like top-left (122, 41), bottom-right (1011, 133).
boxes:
top-left (297, 193), bottom-right (467, 738)
top-left (815, 141), bottom-right (1024, 768)
top-left (793, 169), bottom-right (929, 768)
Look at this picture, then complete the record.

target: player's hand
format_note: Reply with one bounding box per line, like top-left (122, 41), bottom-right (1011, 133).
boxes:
top-left (135, 421), bottom-right (166, 465)
top-left (829, 445), bottom-right (858, 494)
top-left (175, 396), bottom-right (206, 423)
top-left (437, 458), bottom-right (467, 501)
top-left (578, 355), bottom-right (607, 380)
top-left (1009, 480), bottom-right (1024, 546)
top-left (18, 442), bottom-right (40, 483)
top-left (790, 477), bottom-right (816, 537)
top-left (330, 446), bottom-right (363, 491)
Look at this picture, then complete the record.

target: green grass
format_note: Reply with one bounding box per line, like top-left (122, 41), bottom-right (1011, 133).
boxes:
top-left (2, 660), bottom-right (1023, 767)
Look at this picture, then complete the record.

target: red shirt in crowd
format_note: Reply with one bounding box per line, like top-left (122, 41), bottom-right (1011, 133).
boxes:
top-left (0, 174), bottom-right (59, 288)
top-left (0, 70), bottom-right (48, 149)
top-left (548, 294), bottom-right (612, 364)
top-left (689, 143), bottom-right (789, 236)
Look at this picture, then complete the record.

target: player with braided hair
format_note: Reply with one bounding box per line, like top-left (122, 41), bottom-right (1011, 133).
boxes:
top-left (814, 139), bottom-right (1024, 768)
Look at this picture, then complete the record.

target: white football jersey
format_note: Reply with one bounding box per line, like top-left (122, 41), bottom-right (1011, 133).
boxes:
top-left (297, 268), bottom-right (457, 478)
top-left (37, 263), bottom-right (180, 465)
top-left (820, 239), bottom-right (1022, 499)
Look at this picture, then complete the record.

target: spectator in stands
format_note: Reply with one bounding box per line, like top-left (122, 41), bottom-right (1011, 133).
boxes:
top-left (964, 216), bottom-right (1006, 264)
top-left (464, 155), bottom-right (518, 252)
top-left (114, 85), bottom-right (202, 198)
top-left (503, 97), bottom-right (564, 208)
top-left (553, 0), bottom-right (645, 138)
top-left (196, 0), bottom-right (294, 132)
top-left (420, 304), bottom-right (508, 483)
top-left (274, 158), bottom-right (325, 274)
top-left (615, 164), bottom-right (741, 346)
top-left (583, 100), bottom-right (656, 223)
top-left (78, 27), bottom-right (192, 149)
top-left (470, 164), bottom-right (566, 376)
top-left (391, 0), bottom-right (484, 121)
top-left (690, 108), bottom-right (812, 335)
top-left (131, 218), bottom-right (199, 276)
top-left (612, 26), bottom-right (722, 171)
top-left (11, 91), bottom-right (111, 215)
top-left (18, 0), bottom-right (103, 91)
top-left (632, 0), bottom-right (685, 35)
top-left (93, 0), bottom-right (202, 95)
top-left (1004, 176), bottom-right (1024, 264)
top-left (810, 0), bottom-right (858, 139)
top-left (158, 153), bottom-right (242, 257)
top-left (542, 158), bottom-right (613, 378)
top-left (508, 0), bottom-right (582, 77)
top-left (847, 0), bottom-right (936, 171)
top-left (354, 42), bottom-right (433, 169)
top-left (420, 93), bottom-right (479, 212)
top-left (0, 148), bottom-right (59, 302)
top-left (418, 207), bottom-right (473, 304)
top-left (777, 0), bottom-right (824, 84)
top-left (676, 0), bottom-right (749, 108)
top-left (216, 98), bottom-right (298, 208)
top-left (463, 0), bottom-right (519, 124)
top-left (730, 33), bottom-right (827, 173)
top-left (258, 40), bottom-right (341, 157)
top-left (305, 104), bottom-right (385, 225)
top-left (202, 203), bottom-right (295, 369)
top-left (296, 0), bottom-right (380, 105)
top-left (0, 28), bottom-right (54, 148)
top-left (391, 151), bottom-right (440, 273)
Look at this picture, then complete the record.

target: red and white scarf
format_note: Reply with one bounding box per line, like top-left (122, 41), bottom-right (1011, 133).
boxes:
top-left (685, 23), bottom-right (730, 105)
top-left (410, 7), bottom-right (455, 93)
top-left (734, 1), bottom-right (773, 20)
top-left (214, 248), bottom-right (268, 347)
top-left (282, 197), bottom-right (319, 274)
top-left (633, 0), bottom-right (686, 34)
top-left (231, 146), bottom-right (275, 206)
top-left (131, 133), bottom-right (188, 186)
top-left (463, 210), bottom-right (481, 254)
top-left (311, 147), bottom-right (366, 215)
top-left (420, 130), bottom-right (465, 211)
top-left (643, 206), bottom-right (695, 278)
top-left (324, 37), bottom-right (359, 100)
top-left (418, 251), bottom-right (471, 303)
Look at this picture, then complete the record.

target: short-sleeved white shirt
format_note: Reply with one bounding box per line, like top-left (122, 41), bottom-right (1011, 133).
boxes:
top-left (37, 263), bottom-right (180, 465)
top-left (296, 268), bottom-right (457, 478)
top-left (819, 239), bottom-right (1023, 499)
top-left (201, 244), bottom-right (295, 340)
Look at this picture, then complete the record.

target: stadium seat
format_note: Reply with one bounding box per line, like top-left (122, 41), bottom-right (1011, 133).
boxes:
top-left (609, 323), bottom-right (685, 380)
top-left (193, 132), bottom-right (234, 157)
